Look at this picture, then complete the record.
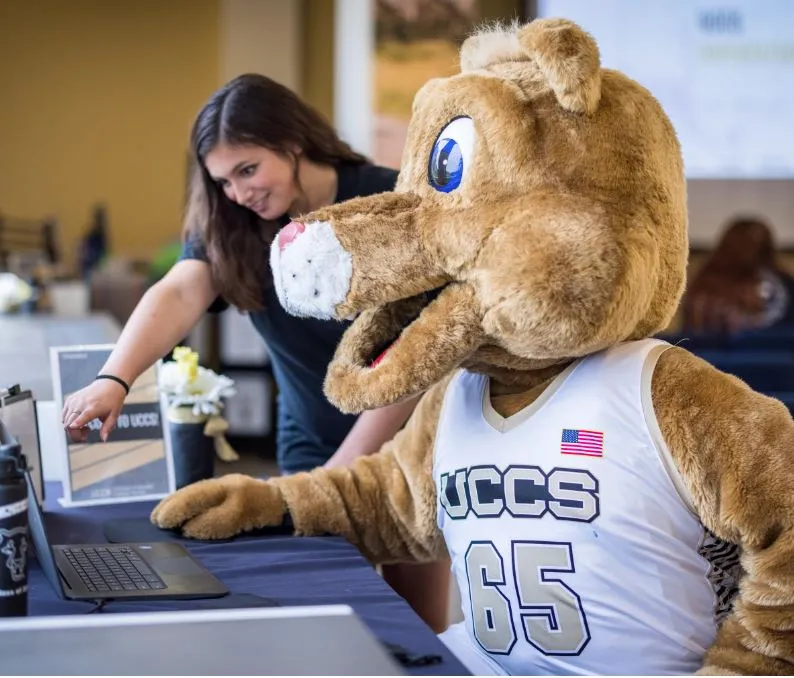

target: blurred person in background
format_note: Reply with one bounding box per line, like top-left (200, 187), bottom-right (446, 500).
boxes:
top-left (78, 203), bottom-right (109, 280)
top-left (682, 216), bottom-right (794, 335)
top-left (59, 73), bottom-right (450, 631)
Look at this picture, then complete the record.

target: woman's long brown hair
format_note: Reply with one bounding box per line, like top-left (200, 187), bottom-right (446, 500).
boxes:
top-left (683, 217), bottom-right (779, 334)
top-left (184, 74), bottom-right (367, 311)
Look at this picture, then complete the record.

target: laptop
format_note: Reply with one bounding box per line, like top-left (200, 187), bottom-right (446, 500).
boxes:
top-left (0, 387), bottom-right (44, 504)
top-left (0, 390), bottom-right (228, 602)
top-left (26, 481), bottom-right (229, 601)
top-left (0, 605), bottom-right (405, 675)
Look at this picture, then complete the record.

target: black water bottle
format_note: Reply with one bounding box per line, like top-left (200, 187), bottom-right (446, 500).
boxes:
top-left (0, 423), bottom-right (28, 616)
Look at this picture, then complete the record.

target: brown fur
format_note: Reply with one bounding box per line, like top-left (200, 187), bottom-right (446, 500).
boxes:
top-left (152, 18), bottom-right (793, 673)
top-left (652, 348), bottom-right (794, 674)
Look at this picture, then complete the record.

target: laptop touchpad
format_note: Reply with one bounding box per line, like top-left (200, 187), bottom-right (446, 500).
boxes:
top-left (152, 556), bottom-right (207, 576)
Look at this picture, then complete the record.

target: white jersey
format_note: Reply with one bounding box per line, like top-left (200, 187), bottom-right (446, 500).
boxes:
top-left (433, 340), bottom-right (740, 676)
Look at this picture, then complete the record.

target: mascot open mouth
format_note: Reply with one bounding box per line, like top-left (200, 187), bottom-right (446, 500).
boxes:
top-left (321, 279), bottom-right (484, 413)
top-left (362, 286), bottom-right (448, 368)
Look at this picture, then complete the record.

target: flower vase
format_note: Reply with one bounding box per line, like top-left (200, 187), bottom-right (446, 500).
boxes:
top-left (167, 406), bottom-right (215, 489)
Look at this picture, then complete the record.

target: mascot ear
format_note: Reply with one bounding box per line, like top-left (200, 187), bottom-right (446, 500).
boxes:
top-left (520, 18), bottom-right (601, 113)
top-left (460, 18), bottom-right (601, 114)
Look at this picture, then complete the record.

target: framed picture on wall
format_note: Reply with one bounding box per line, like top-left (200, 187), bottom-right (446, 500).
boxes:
top-left (372, 0), bottom-right (482, 169)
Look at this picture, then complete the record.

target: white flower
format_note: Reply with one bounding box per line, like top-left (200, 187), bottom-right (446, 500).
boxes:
top-left (0, 274), bottom-right (34, 313)
top-left (159, 361), bottom-right (236, 417)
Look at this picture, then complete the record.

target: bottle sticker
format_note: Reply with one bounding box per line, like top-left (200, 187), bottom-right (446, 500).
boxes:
top-left (0, 526), bottom-right (28, 591)
top-left (0, 499), bottom-right (27, 520)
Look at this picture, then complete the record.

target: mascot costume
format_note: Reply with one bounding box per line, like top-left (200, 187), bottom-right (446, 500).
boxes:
top-left (152, 18), bottom-right (794, 675)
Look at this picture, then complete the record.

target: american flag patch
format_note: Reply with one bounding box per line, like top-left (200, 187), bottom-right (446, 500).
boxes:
top-left (561, 429), bottom-right (604, 457)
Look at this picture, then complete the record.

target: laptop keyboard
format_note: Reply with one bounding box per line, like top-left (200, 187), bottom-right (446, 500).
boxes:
top-left (62, 546), bottom-right (167, 593)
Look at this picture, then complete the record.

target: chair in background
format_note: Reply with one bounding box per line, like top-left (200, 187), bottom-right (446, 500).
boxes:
top-left (0, 213), bottom-right (60, 274)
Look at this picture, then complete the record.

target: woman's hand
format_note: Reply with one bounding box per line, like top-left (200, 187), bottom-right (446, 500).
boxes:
top-left (61, 378), bottom-right (128, 443)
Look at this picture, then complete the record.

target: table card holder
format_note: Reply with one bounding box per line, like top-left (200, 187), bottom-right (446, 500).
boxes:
top-left (50, 344), bottom-right (175, 507)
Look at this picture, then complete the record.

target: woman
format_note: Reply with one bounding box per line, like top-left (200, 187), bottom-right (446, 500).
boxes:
top-left (61, 74), bottom-right (450, 631)
top-left (682, 216), bottom-right (794, 335)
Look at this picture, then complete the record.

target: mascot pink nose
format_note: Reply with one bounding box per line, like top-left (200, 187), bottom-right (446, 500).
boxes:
top-left (278, 221), bottom-right (306, 251)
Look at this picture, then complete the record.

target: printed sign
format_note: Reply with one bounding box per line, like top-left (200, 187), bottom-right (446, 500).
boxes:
top-left (50, 344), bottom-right (175, 506)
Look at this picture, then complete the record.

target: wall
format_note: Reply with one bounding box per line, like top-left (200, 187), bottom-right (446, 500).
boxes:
top-left (301, 0), bottom-right (335, 121)
top-left (688, 180), bottom-right (794, 249)
top-left (0, 0), bottom-right (528, 265)
top-left (220, 0), bottom-right (302, 89)
top-left (0, 0), bottom-right (220, 264)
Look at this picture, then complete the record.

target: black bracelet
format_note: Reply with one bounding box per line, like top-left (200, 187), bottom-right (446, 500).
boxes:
top-left (95, 374), bottom-right (130, 395)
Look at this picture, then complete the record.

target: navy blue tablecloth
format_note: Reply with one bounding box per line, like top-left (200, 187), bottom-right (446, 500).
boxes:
top-left (28, 485), bottom-right (468, 676)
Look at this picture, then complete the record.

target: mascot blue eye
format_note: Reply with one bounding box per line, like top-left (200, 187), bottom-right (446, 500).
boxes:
top-left (429, 138), bottom-right (463, 192)
top-left (427, 116), bottom-right (475, 194)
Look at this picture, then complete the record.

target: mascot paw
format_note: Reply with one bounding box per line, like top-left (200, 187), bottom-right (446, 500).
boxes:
top-left (150, 473), bottom-right (285, 539)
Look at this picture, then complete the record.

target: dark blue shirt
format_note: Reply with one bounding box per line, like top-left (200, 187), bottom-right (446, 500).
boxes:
top-left (180, 162), bottom-right (398, 473)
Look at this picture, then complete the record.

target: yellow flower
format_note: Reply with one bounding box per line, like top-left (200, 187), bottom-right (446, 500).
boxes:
top-left (172, 346), bottom-right (192, 361)
top-left (173, 346), bottom-right (200, 384)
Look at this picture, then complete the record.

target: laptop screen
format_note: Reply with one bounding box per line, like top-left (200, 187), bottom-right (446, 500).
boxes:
top-left (0, 390), bottom-right (44, 505)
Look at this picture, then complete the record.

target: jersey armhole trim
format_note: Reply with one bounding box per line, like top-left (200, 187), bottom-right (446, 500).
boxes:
top-left (431, 369), bottom-right (464, 481)
top-left (641, 343), bottom-right (698, 516)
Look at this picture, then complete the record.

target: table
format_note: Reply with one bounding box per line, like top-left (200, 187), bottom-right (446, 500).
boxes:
top-left (27, 486), bottom-right (469, 676)
top-left (0, 312), bottom-right (121, 400)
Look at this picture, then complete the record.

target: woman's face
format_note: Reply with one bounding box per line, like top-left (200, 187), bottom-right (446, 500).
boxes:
top-left (204, 143), bottom-right (298, 220)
